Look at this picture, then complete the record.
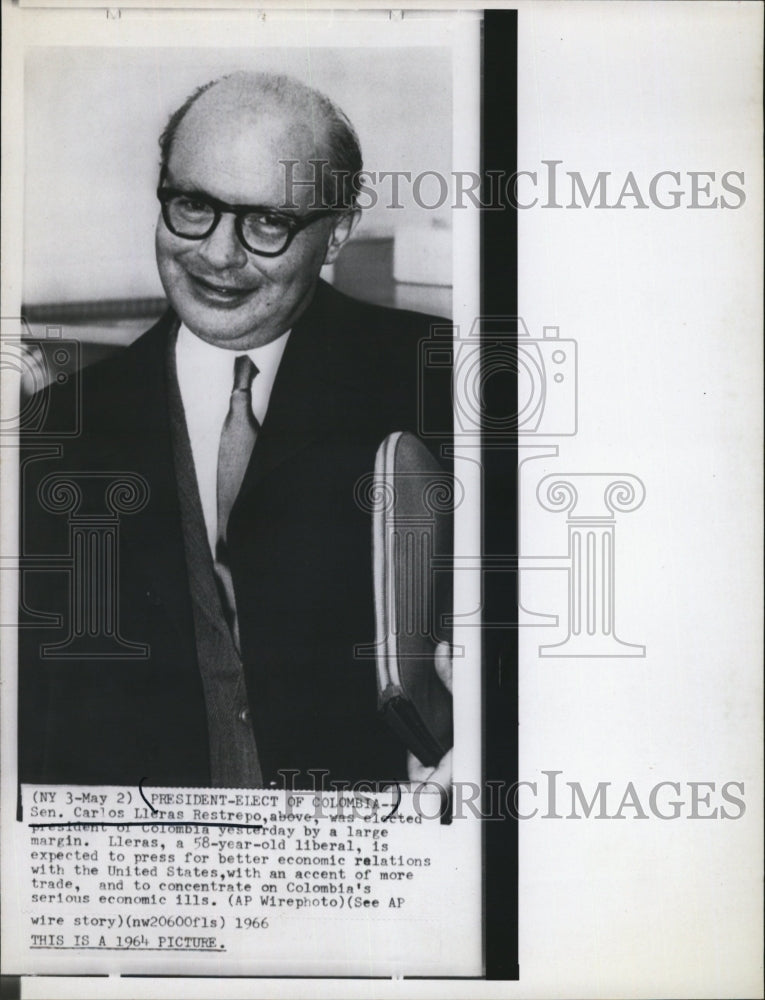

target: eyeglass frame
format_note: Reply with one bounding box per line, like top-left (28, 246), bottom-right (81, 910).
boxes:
top-left (156, 170), bottom-right (344, 258)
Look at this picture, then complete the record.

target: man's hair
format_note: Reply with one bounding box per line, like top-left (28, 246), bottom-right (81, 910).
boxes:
top-left (158, 71), bottom-right (363, 210)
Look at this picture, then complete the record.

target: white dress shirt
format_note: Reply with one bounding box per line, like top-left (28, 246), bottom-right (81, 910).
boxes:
top-left (175, 323), bottom-right (291, 557)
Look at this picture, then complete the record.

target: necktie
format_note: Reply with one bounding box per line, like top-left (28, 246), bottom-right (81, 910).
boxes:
top-left (214, 354), bottom-right (259, 647)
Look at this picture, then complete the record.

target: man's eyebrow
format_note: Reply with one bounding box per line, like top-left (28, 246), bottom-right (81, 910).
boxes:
top-left (163, 182), bottom-right (301, 217)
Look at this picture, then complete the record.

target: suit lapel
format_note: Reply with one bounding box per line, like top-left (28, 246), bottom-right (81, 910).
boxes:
top-left (98, 312), bottom-right (196, 641)
top-left (236, 280), bottom-right (365, 500)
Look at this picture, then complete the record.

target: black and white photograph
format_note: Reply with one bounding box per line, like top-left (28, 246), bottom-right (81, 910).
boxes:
top-left (1, 1), bottom-right (762, 998)
top-left (17, 46), bottom-right (458, 791)
top-left (4, 10), bottom-right (487, 982)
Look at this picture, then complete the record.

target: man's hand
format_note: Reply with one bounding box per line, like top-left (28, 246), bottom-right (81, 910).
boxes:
top-left (406, 640), bottom-right (453, 787)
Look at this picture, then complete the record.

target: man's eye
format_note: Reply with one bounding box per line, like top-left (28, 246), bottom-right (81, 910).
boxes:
top-left (174, 196), bottom-right (211, 216)
top-left (247, 212), bottom-right (291, 232)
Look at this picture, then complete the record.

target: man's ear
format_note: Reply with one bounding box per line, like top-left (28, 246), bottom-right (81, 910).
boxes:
top-left (324, 210), bottom-right (361, 265)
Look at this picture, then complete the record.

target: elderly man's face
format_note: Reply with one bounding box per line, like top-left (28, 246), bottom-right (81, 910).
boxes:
top-left (156, 93), bottom-right (356, 349)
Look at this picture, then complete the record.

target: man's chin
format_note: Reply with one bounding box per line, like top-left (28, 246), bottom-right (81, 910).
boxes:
top-left (174, 301), bottom-right (279, 350)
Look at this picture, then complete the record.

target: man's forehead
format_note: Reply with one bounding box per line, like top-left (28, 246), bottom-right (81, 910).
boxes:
top-left (180, 82), bottom-right (320, 155)
top-left (168, 88), bottom-right (323, 202)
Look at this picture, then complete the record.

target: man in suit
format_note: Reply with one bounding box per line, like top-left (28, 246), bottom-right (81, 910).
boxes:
top-left (19, 71), bottom-right (452, 790)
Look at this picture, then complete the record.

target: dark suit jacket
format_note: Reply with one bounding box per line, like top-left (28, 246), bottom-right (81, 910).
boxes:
top-left (19, 280), bottom-right (452, 788)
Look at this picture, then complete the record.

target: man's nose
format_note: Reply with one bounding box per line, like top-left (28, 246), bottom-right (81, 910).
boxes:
top-left (197, 213), bottom-right (248, 269)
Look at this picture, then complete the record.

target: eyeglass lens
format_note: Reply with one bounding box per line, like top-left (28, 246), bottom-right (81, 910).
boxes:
top-left (165, 194), bottom-right (293, 253)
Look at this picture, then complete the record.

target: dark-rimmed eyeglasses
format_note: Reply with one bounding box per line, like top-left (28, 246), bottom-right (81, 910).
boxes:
top-left (157, 182), bottom-right (340, 258)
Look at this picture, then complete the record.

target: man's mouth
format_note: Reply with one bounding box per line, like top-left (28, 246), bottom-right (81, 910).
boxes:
top-left (188, 272), bottom-right (255, 304)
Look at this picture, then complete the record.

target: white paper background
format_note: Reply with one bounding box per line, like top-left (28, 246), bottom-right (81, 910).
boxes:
top-left (1, 1), bottom-right (762, 997)
top-left (517, 3), bottom-right (762, 997)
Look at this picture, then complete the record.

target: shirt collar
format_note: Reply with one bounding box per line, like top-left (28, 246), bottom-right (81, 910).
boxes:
top-left (175, 323), bottom-right (291, 426)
